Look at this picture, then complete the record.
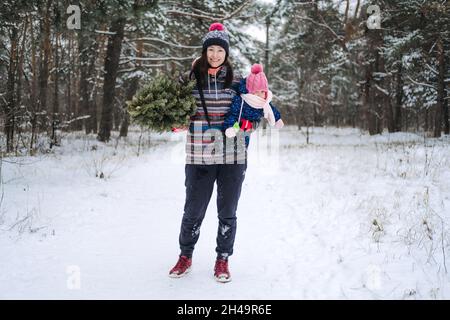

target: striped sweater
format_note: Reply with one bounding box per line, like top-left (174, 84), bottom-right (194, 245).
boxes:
top-left (183, 66), bottom-right (245, 165)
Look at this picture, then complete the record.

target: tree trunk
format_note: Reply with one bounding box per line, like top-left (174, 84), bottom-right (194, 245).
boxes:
top-left (14, 19), bottom-right (28, 153)
top-left (383, 64), bottom-right (394, 132)
top-left (4, 26), bottom-right (18, 153)
top-left (119, 107), bottom-right (130, 137)
top-left (441, 49), bottom-right (449, 135)
top-left (89, 37), bottom-right (102, 134)
top-left (113, 99), bottom-right (121, 130)
top-left (16, 20), bottom-right (26, 118)
top-left (364, 62), bottom-right (377, 135)
top-left (67, 33), bottom-right (73, 131)
top-left (433, 37), bottom-right (444, 138)
top-left (444, 94), bottom-right (449, 135)
top-left (97, 17), bottom-right (125, 142)
top-left (78, 30), bottom-right (99, 134)
top-left (79, 39), bottom-right (89, 132)
top-left (365, 28), bottom-right (379, 136)
top-left (415, 109), bottom-right (419, 132)
top-left (38, 0), bottom-right (52, 133)
top-left (119, 36), bottom-right (143, 137)
top-left (50, 33), bottom-right (60, 148)
top-left (120, 77), bottom-right (139, 137)
top-left (373, 29), bottom-right (385, 134)
top-left (78, 32), bottom-right (90, 134)
top-left (394, 60), bottom-right (403, 132)
top-left (30, 14), bottom-right (38, 154)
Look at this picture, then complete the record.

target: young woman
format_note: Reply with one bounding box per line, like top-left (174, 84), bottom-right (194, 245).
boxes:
top-left (169, 23), bottom-right (246, 283)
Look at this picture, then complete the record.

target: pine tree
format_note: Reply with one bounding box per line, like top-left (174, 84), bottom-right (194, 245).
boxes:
top-left (127, 74), bottom-right (197, 132)
top-left (268, 0), bottom-right (449, 135)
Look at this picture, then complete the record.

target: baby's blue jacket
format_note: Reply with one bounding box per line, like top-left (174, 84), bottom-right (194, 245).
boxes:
top-left (223, 78), bottom-right (282, 147)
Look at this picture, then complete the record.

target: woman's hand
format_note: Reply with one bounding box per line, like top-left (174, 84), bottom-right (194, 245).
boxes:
top-left (274, 119), bottom-right (284, 129)
top-left (172, 127), bottom-right (188, 132)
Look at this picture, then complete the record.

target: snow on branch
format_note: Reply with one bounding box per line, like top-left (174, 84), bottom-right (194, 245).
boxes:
top-left (425, 63), bottom-right (438, 75)
top-left (131, 37), bottom-right (201, 49)
top-left (166, 9), bottom-right (221, 20)
top-left (95, 30), bottom-right (117, 35)
top-left (279, 96), bottom-right (321, 108)
top-left (374, 84), bottom-right (389, 96)
top-left (280, 101), bottom-right (299, 108)
top-left (299, 97), bottom-right (321, 107)
top-left (273, 75), bottom-right (297, 89)
top-left (372, 72), bottom-right (389, 78)
top-left (118, 65), bottom-right (164, 74)
top-left (120, 56), bottom-right (195, 65)
top-left (296, 15), bottom-right (347, 51)
top-left (66, 115), bottom-right (91, 124)
top-left (406, 75), bottom-right (437, 91)
top-left (190, 7), bottom-right (219, 17)
top-left (166, 0), bottom-right (252, 21)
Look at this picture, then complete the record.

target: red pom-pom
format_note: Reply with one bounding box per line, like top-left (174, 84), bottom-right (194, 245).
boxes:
top-left (251, 64), bottom-right (263, 74)
top-left (209, 22), bottom-right (225, 31)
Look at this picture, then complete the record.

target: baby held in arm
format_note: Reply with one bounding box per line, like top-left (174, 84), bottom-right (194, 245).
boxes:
top-left (172, 63), bottom-right (284, 136)
top-left (223, 63), bottom-right (284, 139)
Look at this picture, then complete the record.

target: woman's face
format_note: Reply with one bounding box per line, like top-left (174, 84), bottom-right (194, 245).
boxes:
top-left (206, 45), bottom-right (226, 68)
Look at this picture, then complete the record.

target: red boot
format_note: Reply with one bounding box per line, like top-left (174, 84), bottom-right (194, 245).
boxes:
top-left (169, 256), bottom-right (192, 278)
top-left (214, 259), bottom-right (231, 283)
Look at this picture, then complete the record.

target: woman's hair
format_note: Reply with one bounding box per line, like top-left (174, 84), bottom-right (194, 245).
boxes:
top-left (189, 51), bottom-right (234, 89)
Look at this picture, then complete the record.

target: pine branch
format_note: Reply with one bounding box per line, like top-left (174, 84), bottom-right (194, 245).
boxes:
top-left (296, 15), bottom-right (347, 51)
top-left (117, 65), bottom-right (164, 73)
top-left (94, 30), bottom-right (117, 35)
top-left (131, 37), bottom-right (201, 49)
top-left (426, 63), bottom-right (438, 75)
top-left (120, 56), bottom-right (195, 65)
top-left (374, 84), bottom-right (390, 96)
top-left (166, 0), bottom-right (253, 22)
top-left (406, 75), bottom-right (438, 91)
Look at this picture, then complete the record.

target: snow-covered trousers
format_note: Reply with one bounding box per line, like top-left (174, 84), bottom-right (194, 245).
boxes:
top-left (178, 163), bottom-right (247, 260)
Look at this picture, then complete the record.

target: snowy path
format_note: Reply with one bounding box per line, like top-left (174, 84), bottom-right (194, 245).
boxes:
top-left (1, 128), bottom-right (449, 299)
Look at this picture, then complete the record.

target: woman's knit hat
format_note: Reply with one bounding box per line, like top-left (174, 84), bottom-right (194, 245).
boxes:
top-left (246, 64), bottom-right (269, 94)
top-left (202, 23), bottom-right (230, 56)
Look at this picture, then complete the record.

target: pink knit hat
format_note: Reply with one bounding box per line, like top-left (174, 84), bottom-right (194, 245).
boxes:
top-left (246, 64), bottom-right (269, 94)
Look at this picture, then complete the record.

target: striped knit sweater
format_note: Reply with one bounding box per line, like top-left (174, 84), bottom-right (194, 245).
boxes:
top-left (183, 66), bottom-right (244, 165)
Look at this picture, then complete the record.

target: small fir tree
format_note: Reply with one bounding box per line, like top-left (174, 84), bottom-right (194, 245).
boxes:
top-left (127, 74), bottom-right (197, 132)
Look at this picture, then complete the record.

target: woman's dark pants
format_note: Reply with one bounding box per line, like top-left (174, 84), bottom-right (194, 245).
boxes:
top-left (178, 163), bottom-right (247, 260)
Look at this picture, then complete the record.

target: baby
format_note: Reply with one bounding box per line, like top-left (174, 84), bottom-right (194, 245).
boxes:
top-left (223, 64), bottom-right (284, 140)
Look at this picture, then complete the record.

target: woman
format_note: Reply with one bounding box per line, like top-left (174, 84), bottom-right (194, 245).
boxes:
top-left (169, 23), bottom-right (246, 283)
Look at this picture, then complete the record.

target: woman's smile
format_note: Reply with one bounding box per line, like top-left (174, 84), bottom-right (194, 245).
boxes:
top-left (207, 45), bottom-right (226, 68)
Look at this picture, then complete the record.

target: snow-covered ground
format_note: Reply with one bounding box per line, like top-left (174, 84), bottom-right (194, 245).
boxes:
top-left (1, 126), bottom-right (449, 299)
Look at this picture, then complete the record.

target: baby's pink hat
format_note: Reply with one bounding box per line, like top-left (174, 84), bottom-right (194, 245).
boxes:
top-left (246, 64), bottom-right (269, 94)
